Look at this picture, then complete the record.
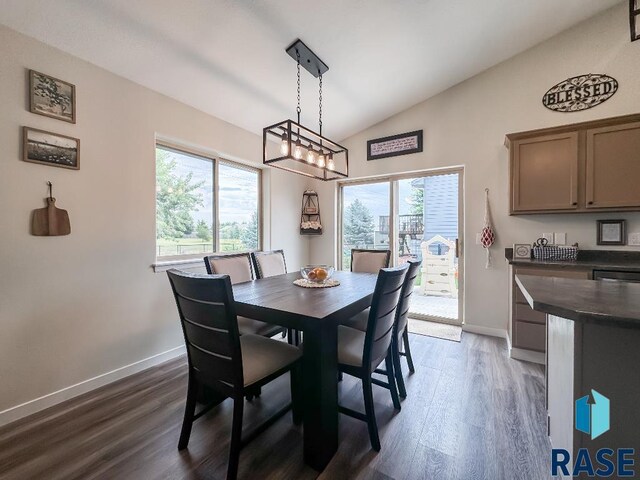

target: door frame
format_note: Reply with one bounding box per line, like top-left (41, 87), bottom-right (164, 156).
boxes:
top-left (337, 166), bottom-right (464, 325)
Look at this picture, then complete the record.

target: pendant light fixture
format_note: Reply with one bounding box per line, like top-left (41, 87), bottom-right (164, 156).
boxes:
top-left (263, 39), bottom-right (348, 180)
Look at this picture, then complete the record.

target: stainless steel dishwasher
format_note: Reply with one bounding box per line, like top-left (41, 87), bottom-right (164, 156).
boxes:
top-left (593, 270), bottom-right (640, 283)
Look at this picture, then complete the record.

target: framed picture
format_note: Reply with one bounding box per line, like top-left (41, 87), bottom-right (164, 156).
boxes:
top-left (29, 70), bottom-right (76, 123)
top-left (597, 219), bottom-right (626, 246)
top-left (513, 243), bottom-right (532, 260)
top-left (367, 130), bottom-right (423, 161)
top-left (23, 127), bottom-right (80, 170)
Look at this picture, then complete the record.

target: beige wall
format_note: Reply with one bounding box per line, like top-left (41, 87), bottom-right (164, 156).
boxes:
top-left (0, 25), bottom-right (309, 418)
top-left (310, 3), bottom-right (640, 334)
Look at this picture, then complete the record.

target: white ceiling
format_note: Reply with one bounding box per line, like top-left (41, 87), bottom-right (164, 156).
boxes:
top-left (0, 0), bottom-right (621, 140)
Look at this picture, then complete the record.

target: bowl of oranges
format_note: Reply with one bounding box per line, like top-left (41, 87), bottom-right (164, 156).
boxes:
top-left (300, 265), bottom-right (334, 284)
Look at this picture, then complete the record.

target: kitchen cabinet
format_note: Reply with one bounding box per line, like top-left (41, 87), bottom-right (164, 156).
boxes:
top-left (586, 121), bottom-right (640, 209)
top-left (510, 132), bottom-right (578, 213)
top-left (505, 113), bottom-right (640, 215)
top-left (509, 265), bottom-right (591, 363)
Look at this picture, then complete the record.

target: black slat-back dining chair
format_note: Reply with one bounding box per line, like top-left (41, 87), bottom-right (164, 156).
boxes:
top-left (350, 249), bottom-right (391, 273)
top-left (167, 269), bottom-right (302, 480)
top-left (343, 260), bottom-right (421, 398)
top-left (337, 264), bottom-right (409, 451)
top-left (204, 253), bottom-right (286, 339)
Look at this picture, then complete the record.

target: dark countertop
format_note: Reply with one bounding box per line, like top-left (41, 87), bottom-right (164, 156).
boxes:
top-left (515, 274), bottom-right (640, 329)
top-left (505, 248), bottom-right (640, 272)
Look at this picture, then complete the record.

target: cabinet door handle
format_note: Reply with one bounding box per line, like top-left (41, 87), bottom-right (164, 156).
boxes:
top-left (572, 202), bottom-right (577, 206)
top-left (588, 201), bottom-right (594, 205)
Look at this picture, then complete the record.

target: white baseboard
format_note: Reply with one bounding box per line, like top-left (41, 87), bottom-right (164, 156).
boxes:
top-left (509, 346), bottom-right (546, 365)
top-left (0, 345), bottom-right (186, 428)
top-left (462, 324), bottom-right (507, 339)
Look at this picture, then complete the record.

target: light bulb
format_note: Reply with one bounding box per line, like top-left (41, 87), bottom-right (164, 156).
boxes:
top-left (317, 152), bottom-right (325, 168)
top-left (306, 147), bottom-right (315, 164)
top-left (293, 141), bottom-right (303, 159)
top-left (280, 133), bottom-right (289, 155)
top-left (327, 153), bottom-right (335, 170)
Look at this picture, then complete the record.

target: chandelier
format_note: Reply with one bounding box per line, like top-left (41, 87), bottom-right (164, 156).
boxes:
top-left (263, 39), bottom-right (348, 180)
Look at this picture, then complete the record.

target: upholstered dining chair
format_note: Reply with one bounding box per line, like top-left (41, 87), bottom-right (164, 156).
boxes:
top-left (342, 260), bottom-right (421, 398)
top-left (204, 253), bottom-right (286, 340)
top-left (251, 249), bottom-right (287, 279)
top-left (337, 264), bottom-right (409, 451)
top-left (167, 270), bottom-right (302, 480)
top-left (350, 249), bottom-right (391, 274)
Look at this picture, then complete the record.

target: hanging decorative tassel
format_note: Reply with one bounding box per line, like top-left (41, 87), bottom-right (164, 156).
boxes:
top-left (481, 188), bottom-right (496, 268)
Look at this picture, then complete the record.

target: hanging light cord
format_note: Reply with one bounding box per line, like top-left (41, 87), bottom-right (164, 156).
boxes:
top-left (318, 73), bottom-right (323, 138)
top-left (296, 50), bottom-right (301, 125)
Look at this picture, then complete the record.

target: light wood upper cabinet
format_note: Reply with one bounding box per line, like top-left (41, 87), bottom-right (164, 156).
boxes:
top-left (511, 132), bottom-right (578, 213)
top-left (585, 122), bottom-right (640, 209)
top-left (506, 113), bottom-right (640, 215)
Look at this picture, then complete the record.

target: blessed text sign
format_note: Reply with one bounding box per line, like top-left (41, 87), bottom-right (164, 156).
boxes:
top-left (542, 74), bottom-right (618, 113)
top-left (367, 130), bottom-right (423, 161)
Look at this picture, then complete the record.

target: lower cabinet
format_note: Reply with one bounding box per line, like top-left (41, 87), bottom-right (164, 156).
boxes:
top-left (509, 266), bottom-right (591, 361)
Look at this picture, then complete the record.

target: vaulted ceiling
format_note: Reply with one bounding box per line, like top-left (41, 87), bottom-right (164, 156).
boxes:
top-left (0, 0), bottom-right (622, 139)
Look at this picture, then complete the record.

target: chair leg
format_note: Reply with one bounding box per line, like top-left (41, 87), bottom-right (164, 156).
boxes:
top-left (403, 329), bottom-right (415, 374)
top-left (392, 338), bottom-right (407, 399)
top-left (362, 376), bottom-right (381, 451)
top-left (287, 328), bottom-right (293, 344)
top-left (385, 353), bottom-right (401, 410)
top-left (178, 375), bottom-right (198, 450)
top-left (227, 397), bottom-right (244, 480)
top-left (291, 364), bottom-right (302, 425)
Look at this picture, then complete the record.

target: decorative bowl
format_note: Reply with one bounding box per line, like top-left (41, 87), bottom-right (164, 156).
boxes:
top-left (300, 265), bottom-right (335, 284)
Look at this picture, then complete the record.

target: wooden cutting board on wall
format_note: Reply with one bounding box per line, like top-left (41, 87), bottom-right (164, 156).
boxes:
top-left (31, 198), bottom-right (71, 236)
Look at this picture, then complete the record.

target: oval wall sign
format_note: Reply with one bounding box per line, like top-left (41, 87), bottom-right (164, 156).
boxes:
top-left (542, 73), bottom-right (618, 112)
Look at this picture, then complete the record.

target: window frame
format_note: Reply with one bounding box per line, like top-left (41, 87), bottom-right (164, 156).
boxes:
top-left (155, 141), bottom-right (262, 262)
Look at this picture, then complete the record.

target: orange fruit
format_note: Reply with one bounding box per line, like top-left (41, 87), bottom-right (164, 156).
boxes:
top-left (315, 268), bottom-right (328, 281)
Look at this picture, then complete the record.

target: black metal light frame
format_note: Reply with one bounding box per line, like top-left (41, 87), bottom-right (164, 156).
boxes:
top-left (262, 39), bottom-right (348, 181)
top-left (631, 0), bottom-right (640, 42)
top-left (263, 119), bottom-right (349, 181)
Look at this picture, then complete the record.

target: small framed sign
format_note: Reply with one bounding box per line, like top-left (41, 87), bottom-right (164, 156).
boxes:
top-left (597, 219), bottom-right (626, 246)
top-left (367, 130), bottom-right (423, 161)
top-left (513, 244), bottom-right (532, 260)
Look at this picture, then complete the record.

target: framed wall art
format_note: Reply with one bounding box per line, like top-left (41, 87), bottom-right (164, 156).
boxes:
top-left (367, 130), bottom-right (423, 161)
top-left (29, 69), bottom-right (76, 123)
top-left (597, 219), bottom-right (626, 246)
top-left (23, 127), bottom-right (80, 170)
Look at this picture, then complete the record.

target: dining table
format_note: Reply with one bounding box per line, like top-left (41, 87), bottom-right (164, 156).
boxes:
top-left (232, 269), bottom-right (378, 471)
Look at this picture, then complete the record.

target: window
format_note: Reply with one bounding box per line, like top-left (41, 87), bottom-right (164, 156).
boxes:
top-left (155, 144), bottom-right (261, 258)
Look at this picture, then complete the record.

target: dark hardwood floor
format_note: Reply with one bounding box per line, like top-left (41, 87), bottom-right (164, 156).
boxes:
top-left (0, 333), bottom-right (551, 480)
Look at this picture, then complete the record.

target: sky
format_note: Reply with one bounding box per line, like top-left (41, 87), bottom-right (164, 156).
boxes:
top-left (165, 149), bottom-right (258, 226)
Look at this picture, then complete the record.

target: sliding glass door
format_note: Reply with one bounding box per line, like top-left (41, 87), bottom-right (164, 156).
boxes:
top-left (339, 169), bottom-right (463, 325)
top-left (340, 181), bottom-right (390, 270)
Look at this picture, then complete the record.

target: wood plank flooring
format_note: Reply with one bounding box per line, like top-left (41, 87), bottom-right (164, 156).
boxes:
top-left (0, 333), bottom-right (551, 480)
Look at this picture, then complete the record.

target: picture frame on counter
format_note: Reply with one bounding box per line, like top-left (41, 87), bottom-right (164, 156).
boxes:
top-left (597, 219), bottom-right (626, 246)
top-left (513, 243), bottom-right (532, 260)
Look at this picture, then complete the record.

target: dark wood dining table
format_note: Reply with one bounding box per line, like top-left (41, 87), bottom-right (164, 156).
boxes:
top-left (232, 270), bottom-right (378, 471)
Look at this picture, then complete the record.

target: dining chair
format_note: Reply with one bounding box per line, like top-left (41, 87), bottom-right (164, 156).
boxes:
top-left (204, 253), bottom-right (286, 340)
top-left (167, 269), bottom-right (302, 480)
top-left (350, 249), bottom-right (391, 274)
top-left (337, 264), bottom-right (409, 451)
top-left (343, 260), bottom-right (421, 399)
top-left (250, 250), bottom-right (300, 345)
top-left (251, 249), bottom-right (287, 279)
